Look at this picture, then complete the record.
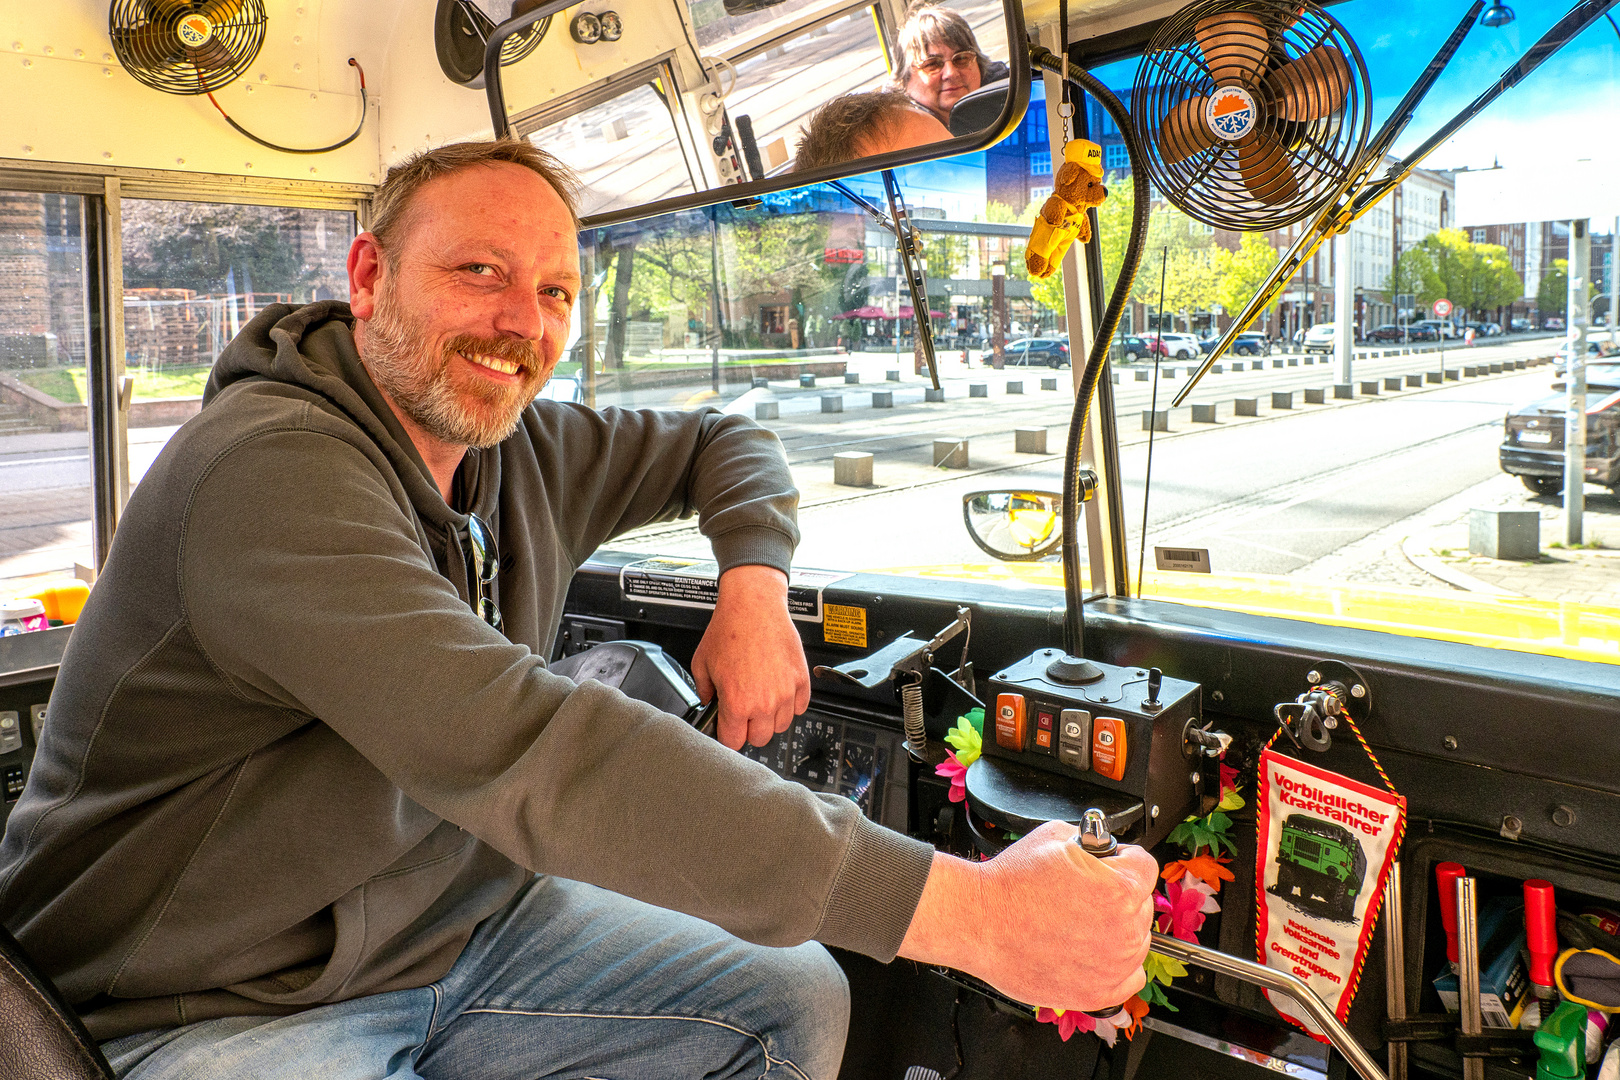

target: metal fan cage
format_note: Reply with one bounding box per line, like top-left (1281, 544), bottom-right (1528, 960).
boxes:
top-left (109, 0), bottom-right (267, 95)
top-left (1130, 0), bottom-right (1370, 232)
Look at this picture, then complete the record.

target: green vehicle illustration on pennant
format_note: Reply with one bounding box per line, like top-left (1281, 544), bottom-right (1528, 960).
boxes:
top-left (1269, 815), bottom-right (1368, 923)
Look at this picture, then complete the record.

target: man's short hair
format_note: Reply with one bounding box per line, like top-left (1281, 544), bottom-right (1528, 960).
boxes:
top-left (369, 140), bottom-right (583, 264)
top-left (893, 2), bottom-right (992, 91)
top-left (795, 88), bottom-right (929, 172)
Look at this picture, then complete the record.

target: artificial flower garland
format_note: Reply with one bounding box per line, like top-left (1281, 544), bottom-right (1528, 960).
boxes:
top-left (936, 709), bottom-right (1243, 1045)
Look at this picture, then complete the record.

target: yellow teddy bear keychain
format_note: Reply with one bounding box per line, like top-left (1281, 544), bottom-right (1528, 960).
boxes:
top-left (1025, 139), bottom-right (1107, 279)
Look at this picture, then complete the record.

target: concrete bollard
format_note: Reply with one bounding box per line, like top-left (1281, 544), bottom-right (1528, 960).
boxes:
top-left (1273, 359), bottom-right (1285, 369)
top-left (1212, 364), bottom-right (1223, 374)
top-left (1361, 380), bottom-right (1380, 395)
top-left (1135, 369), bottom-right (1150, 381)
top-left (1191, 403), bottom-right (1217, 423)
top-left (1041, 377), bottom-right (1059, 391)
top-left (1272, 390), bottom-right (1294, 410)
top-left (871, 390), bottom-right (894, 408)
top-left (1163, 367), bottom-right (1178, 378)
top-left (755, 401), bottom-right (780, 420)
top-left (833, 451), bottom-right (873, 487)
top-left (1235, 397), bottom-right (1259, 416)
top-left (1304, 387), bottom-right (1327, 404)
top-left (821, 393), bottom-right (844, 413)
top-left (1142, 409), bottom-right (1170, 431)
top-left (933, 439), bottom-right (969, 468)
top-left (886, 369), bottom-right (901, 382)
top-left (1469, 507), bottom-right (1539, 560)
top-left (1287, 357), bottom-right (1299, 367)
top-left (1015, 427), bottom-right (1047, 453)
top-left (1513, 359), bottom-right (1527, 370)
top-left (1384, 377), bottom-right (1402, 392)
top-left (1006, 380), bottom-right (1023, 395)
top-left (1463, 365), bottom-right (1479, 377)
top-left (1231, 361), bottom-right (1245, 372)
top-left (1426, 371), bottom-right (1443, 384)
top-left (752, 377), bottom-right (770, 389)
top-left (925, 387), bottom-right (945, 402)
top-left (1305, 356), bottom-right (1316, 364)
top-left (1488, 363), bottom-right (1503, 374)
top-left (1335, 383), bottom-right (1354, 399)
top-left (1111, 373), bottom-right (1119, 384)
top-left (844, 372), bottom-right (860, 384)
top-left (800, 373), bottom-right (816, 388)
top-left (969, 383), bottom-right (988, 398)
top-left (1445, 369), bottom-right (1459, 380)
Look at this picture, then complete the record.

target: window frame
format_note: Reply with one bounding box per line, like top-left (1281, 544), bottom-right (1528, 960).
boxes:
top-left (0, 159), bottom-right (371, 570)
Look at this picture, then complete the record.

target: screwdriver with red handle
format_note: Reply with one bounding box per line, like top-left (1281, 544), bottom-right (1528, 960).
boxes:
top-left (1436, 862), bottom-right (1466, 973)
top-left (1525, 879), bottom-right (1559, 1019)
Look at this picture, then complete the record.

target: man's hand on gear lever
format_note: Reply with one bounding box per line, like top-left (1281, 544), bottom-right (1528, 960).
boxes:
top-left (690, 565), bottom-right (812, 750)
top-left (896, 820), bottom-right (1159, 1012)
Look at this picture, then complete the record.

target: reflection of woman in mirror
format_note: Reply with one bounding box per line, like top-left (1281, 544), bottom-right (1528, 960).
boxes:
top-left (893, 2), bottom-right (1009, 125)
top-left (793, 89), bottom-right (952, 171)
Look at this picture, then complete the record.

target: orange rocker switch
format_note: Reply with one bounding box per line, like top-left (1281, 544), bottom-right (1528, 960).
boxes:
top-left (1091, 717), bottom-right (1128, 780)
top-left (995, 693), bottom-right (1027, 750)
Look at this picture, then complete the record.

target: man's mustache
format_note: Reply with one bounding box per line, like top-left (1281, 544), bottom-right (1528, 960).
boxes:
top-left (443, 335), bottom-right (541, 372)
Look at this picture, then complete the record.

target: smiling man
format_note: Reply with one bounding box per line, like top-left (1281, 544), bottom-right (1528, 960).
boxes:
top-left (0, 140), bottom-right (1155, 1080)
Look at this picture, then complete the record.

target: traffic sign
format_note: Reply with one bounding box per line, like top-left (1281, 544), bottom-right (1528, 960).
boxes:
top-left (1433, 298), bottom-right (1453, 317)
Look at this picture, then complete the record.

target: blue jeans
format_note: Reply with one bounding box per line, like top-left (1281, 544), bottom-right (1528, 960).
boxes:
top-left (100, 876), bottom-right (850, 1080)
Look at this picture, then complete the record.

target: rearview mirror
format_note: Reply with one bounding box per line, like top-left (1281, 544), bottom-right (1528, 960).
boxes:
top-left (478, 0), bottom-right (1027, 227)
top-left (962, 490), bottom-right (1062, 562)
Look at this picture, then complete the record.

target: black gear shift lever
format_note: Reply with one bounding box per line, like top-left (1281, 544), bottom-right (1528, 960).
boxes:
top-left (1076, 809), bottom-right (1133, 1022)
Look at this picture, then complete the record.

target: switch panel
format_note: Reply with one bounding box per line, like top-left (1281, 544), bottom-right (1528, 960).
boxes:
top-left (2, 766), bottom-right (23, 802)
top-left (982, 648), bottom-right (1202, 849)
top-left (0, 712), bottom-right (20, 755)
top-left (994, 693), bottom-right (1027, 751)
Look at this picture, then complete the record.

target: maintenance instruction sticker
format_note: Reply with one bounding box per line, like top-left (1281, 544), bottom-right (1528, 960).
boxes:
top-left (619, 558), bottom-right (849, 622)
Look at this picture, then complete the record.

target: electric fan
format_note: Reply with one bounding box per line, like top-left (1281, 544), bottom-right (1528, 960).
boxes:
top-left (1130, 0), bottom-right (1372, 232)
top-left (109, 0), bottom-right (267, 95)
top-left (435, 0), bottom-right (552, 88)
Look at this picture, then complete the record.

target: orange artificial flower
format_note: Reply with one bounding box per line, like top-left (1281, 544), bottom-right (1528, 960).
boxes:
top-left (1161, 853), bottom-right (1235, 891)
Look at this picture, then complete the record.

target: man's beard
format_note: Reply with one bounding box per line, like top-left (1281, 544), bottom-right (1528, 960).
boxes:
top-left (360, 278), bottom-right (546, 450)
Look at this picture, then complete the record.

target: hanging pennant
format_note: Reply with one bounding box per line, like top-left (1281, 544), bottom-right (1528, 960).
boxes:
top-left (1255, 742), bottom-right (1405, 1038)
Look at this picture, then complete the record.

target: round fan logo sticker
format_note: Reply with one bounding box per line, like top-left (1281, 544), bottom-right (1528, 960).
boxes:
top-left (1206, 87), bottom-right (1257, 142)
top-left (176, 14), bottom-right (215, 49)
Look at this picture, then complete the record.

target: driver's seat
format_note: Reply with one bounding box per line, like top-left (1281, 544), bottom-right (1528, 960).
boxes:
top-left (0, 923), bottom-right (114, 1079)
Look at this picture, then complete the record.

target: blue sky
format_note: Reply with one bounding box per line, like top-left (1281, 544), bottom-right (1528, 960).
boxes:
top-left (1094, 0), bottom-right (1620, 172)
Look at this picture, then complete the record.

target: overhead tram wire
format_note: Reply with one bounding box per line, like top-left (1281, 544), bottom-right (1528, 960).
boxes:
top-left (1029, 45), bottom-right (1152, 656)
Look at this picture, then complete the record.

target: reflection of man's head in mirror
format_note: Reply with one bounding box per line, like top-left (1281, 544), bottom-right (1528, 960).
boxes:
top-left (894, 2), bottom-right (998, 123)
top-left (793, 88), bottom-right (952, 173)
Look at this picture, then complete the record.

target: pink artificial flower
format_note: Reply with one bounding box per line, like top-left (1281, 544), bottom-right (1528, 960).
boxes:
top-left (1036, 1006), bottom-right (1090, 1041)
top-left (1154, 878), bottom-right (1221, 942)
top-left (935, 751), bottom-right (967, 803)
top-left (1220, 761), bottom-right (1239, 799)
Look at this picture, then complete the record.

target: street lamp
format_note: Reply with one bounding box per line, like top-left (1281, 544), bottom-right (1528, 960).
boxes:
top-left (991, 262), bottom-right (1007, 370)
top-left (1480, 3), bottom-right (1514, 27)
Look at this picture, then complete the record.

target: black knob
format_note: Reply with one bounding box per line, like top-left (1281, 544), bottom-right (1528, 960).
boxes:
top-left (1046, 654), bottom-right (1104, 685)
top-left (1147, 667), bottom-right (1163, 706)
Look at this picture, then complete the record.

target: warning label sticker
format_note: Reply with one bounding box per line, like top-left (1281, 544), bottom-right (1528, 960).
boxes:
top-left (822, 604), bottom-right (868, 648)
top-left (619, 558), bottom-right (849, 622)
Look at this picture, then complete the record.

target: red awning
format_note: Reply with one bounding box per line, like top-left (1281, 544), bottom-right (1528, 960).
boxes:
top-left (834, 306), bottom-right (888, 319)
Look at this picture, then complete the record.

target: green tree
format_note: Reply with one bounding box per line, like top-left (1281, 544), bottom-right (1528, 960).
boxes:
top-left (1213, 232), bottom-right (1281, 322)
top-left (123, 202), bottom-right (313, 296)
top-left (1392, 245), bottom-right (1438, 309)
top-left (1135, 209), bottom-right (1220, 331)
top-left (1538, 259), bottom-right (1569, 321)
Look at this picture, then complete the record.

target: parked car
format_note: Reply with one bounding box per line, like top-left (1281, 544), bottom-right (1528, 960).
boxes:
top-left (1153, 333), bottom-right (1201, 360)
top-left (1303, 324), bottom-right (1337, 353)
top-left (1366, 324), bottom-right (1409, 343)
top-left (1413, 319), bottom-right (1458, 339)
top-left (1110, 336), bottom-right (1150, 362)
top-left (1546, 316), bottom-right (1566, 331)
top-left (1004, 337), bottom-right (1070, 368)
top-left (1510, 318), bottom-right (1532, 332)
top-left (1500, 384), bottom-right (1620, 496)
top-left (1197, 331), bottom-right (1270, 357)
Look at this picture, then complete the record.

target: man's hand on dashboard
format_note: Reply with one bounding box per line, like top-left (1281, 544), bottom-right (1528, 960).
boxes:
top-left (897, 820), bottom-right (1158, 1012)
top-left (691, 565), bottom-right (812, 750)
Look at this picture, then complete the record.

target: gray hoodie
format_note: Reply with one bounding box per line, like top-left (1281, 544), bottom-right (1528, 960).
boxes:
top-left (0, 302), bottom-right (935, 1040)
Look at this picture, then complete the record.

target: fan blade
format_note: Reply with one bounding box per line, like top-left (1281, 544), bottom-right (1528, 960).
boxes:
top-left (1194, 12), bottom-right (1270, 88)
top-left (118, 23), bottom-right (185, 67)
top-left (197, 0), bottom-right (249, 22)
top-left (1266, 45), bottom-right (1351, 122)
top-left (185, 39), bottom-right (237, 72)
top-left (1161, 97), bottom-right (1216, 164)
top-left (1237, 132), bottom-right (1300, 205)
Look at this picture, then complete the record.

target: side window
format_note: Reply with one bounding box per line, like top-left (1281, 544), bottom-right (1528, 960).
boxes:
top-left (120, 200), bottom-right (356, 487)
top-left (0, 190), bottom-right (93, 586)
